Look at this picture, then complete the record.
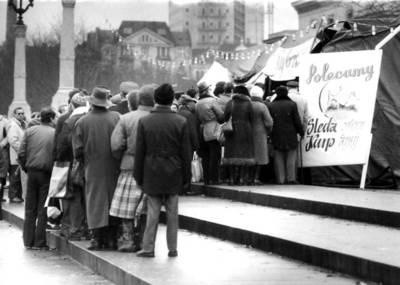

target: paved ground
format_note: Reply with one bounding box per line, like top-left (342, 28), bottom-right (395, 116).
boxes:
top-left (2, 202), bottom-right (365, 285)
top-left (0, 220), bottom-right (114, 285)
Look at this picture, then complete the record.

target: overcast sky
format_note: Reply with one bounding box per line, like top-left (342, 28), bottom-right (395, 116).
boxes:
top-left (0, 0), bottom-right (298, 44)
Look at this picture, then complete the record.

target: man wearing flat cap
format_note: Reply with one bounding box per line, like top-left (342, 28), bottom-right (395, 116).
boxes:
top-left (134, 83), bottom-right (191, 258)
top-left (73, 87), bottom-right (120, 250)
top-left (109, 81), bottom-right (139, 115)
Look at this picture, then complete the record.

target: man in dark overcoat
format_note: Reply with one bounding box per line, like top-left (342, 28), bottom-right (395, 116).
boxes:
top-left (269, 86), bottom-right (304, 184)
top-left (73, 87), bottom-right (120, 250)
top-left (134, 83), bottom-right (191, 258)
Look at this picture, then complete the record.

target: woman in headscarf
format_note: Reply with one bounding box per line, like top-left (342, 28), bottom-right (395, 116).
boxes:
top-left (223, 85), bottom-right (255, 185)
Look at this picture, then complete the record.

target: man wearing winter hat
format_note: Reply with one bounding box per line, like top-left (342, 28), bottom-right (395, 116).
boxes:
top-left (109, 81), bottom-right (139, 114)
top-left (134, 83), bottom-right (191, 258)
top-left (110, 85), bottom-right (155, 252)
top-left (73, 87), bottom-right (120, 250)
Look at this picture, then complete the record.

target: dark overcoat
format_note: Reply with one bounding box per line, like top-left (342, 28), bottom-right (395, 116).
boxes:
top-left (223, 94), bottom-right (255, 165)
top-left (177, 105), bottom-right (200, 152)
top-left (73, 108), bottom-right (120, 229)
top-left (268, 97), bottom-right (304, 151)
top-left (134, 105), bottom-right (191, 196)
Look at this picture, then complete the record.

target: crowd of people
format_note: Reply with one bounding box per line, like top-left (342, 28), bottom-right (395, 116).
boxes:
top-left (0, 79), bottom-right (308, 256)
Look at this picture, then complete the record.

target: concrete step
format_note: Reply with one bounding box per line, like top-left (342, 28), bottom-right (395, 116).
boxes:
top-left (192, 183), bottom-right (400, 228)
top-left (1, 203), bottom-right (363, 285)
top-left (160, 196), bottom-right (400, 285)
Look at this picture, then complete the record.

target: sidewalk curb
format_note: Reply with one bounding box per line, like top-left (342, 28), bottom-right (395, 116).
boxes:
top-left (1, 207), bottom-right (150, 285)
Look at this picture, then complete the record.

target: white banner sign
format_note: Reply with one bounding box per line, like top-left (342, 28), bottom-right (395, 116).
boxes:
top-left (299, 50), bottom-right (382, 167)
top-left (262, 38), bottom-right (313, 81)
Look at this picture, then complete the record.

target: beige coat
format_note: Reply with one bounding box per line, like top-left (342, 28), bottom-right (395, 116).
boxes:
top-left (7, 118), bottom-right (26, 165)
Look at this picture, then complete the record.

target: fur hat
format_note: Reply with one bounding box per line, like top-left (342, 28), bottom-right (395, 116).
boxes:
top-left (154, 83), bottom-right (174, 105)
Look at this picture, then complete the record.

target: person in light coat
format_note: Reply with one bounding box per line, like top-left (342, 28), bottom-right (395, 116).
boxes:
top-left (110, 86), bottom-right (154, 252)
top-left (7, 107), bottom-right (27, 203)
top-left (250, 85), bottom-right (273, 184)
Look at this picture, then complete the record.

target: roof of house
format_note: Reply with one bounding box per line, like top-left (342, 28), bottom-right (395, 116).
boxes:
top-left (118, 21), bottom-right (175, 44)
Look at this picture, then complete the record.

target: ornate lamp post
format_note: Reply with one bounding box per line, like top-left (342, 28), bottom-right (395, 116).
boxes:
top-left (7, 0), bottom-right (34, 118)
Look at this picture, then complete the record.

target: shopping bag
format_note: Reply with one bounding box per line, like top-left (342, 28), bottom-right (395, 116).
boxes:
top-left (44, 197), bottom-right (63, 220)
top-left (191, 152), bottom-right (203, 183)
top-left (48, 162), bottom-right (70, 198)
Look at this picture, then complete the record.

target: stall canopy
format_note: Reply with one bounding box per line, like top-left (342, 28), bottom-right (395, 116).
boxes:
top-left (309, 19), bottom-right (400, 189)
top-left (245, 29), bottom-right (318, 87)
top-left (198, 61), bottom-right (232, 93)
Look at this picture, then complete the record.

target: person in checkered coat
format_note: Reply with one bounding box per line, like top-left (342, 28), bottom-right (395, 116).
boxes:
top-left (110, 86), bottom-right (155, 252)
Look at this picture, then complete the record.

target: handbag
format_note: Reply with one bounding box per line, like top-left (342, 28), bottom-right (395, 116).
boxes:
top-left (48, 162), bottom-right (70, 198)
top-left (191, 152), bottom-right (203, 183)
top-left (221, 117), bottom-right (233, 134)
top-left (70, 159), bottom-right (85, 189)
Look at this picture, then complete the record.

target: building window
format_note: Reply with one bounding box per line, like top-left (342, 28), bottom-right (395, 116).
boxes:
top-left (202, 22), bottom-right (206, 29)
top-left (210, 35), bottom-right (213, 39)
top-left (185, 8), bottom-right (189, 12)
top-left (186, 21), bottom-right (189, 26)
top-left (202, 8), bottom-right (205, 15)
top-left (202, 35), bottom-right (206, 42)
top-left (226, 22), bottom-right (229, 26)
top-left (226, 35), bottom-right (229, 40)
top-left (210, 8), bottom-right (213, 13)
top-left (210, 22), bottom-right (213, 27)
top-left (219, 21), bottom-right (222, 28)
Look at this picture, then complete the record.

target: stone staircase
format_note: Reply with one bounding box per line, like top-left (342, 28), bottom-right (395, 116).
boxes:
top-left (3, 183), bottom-right (400, 284)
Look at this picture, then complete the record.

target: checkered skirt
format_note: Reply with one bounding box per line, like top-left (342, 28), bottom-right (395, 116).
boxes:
top-left (109, 170), bottom-right (146, 219)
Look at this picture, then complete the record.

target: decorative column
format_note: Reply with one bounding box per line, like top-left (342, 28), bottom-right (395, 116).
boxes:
top-left (8, 24), bottom-right (31, 118)
top-left (51, 0), bottom-right (76, 108)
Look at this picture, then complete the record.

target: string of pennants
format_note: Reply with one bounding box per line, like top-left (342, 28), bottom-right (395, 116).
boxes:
top-left (119, 18), bottom-right (394, 69)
